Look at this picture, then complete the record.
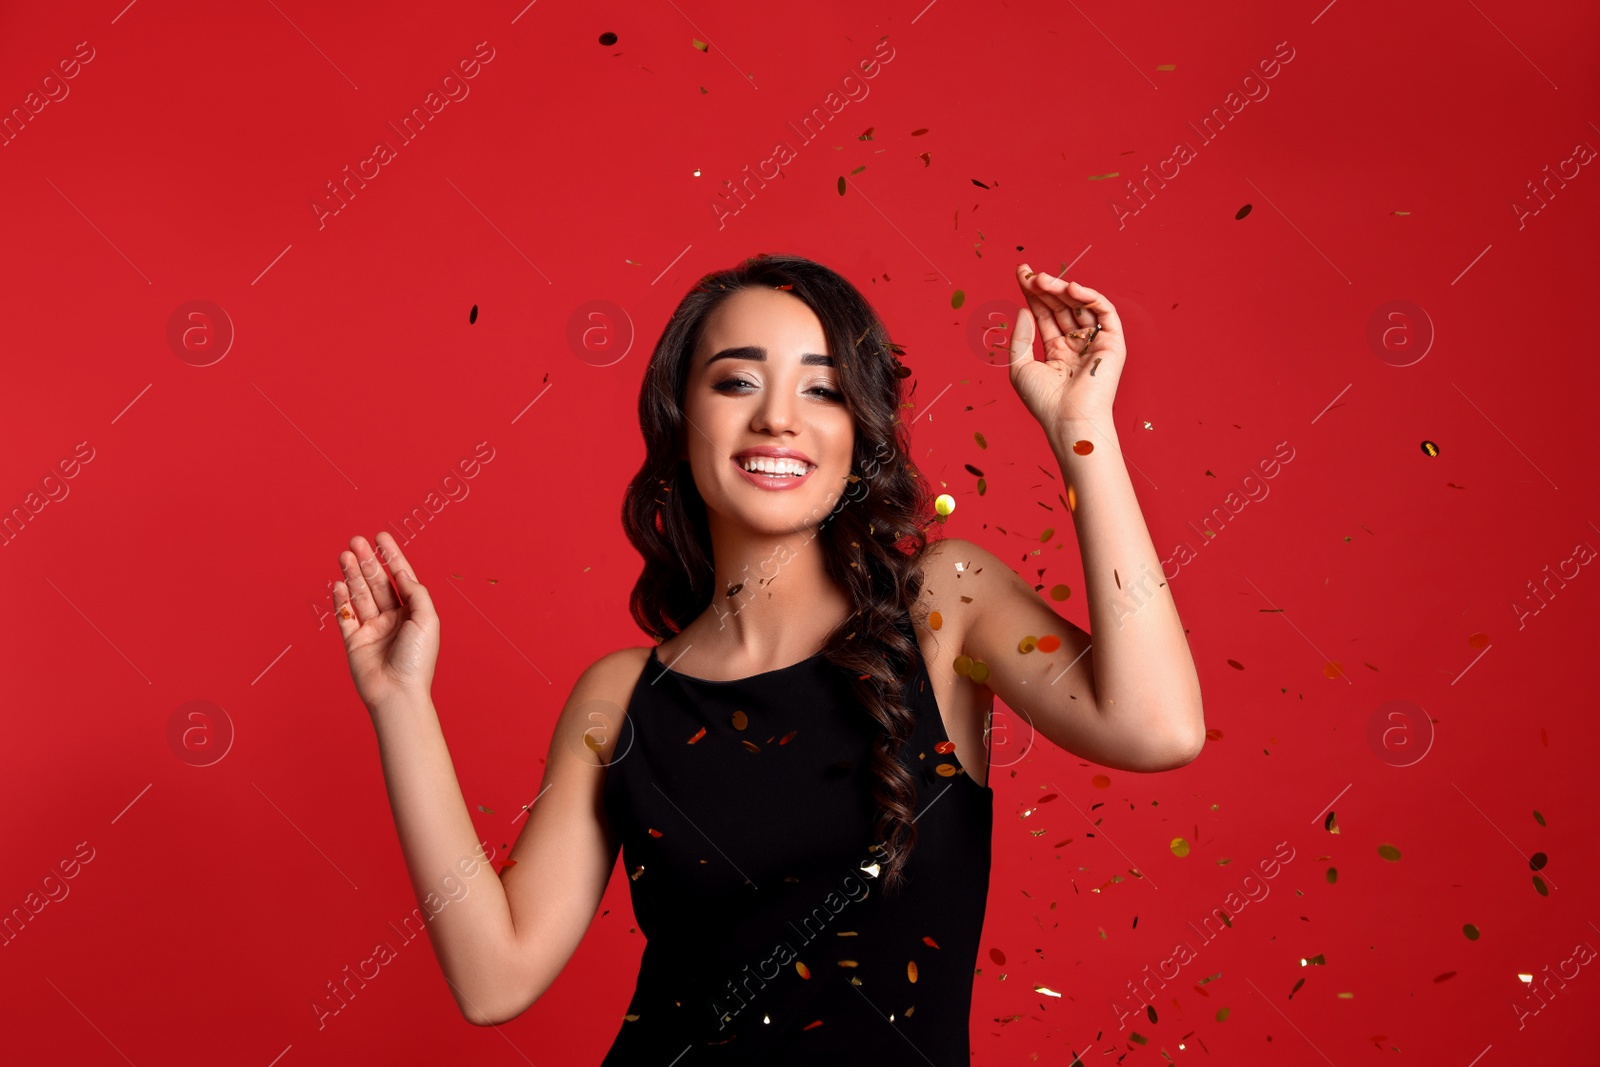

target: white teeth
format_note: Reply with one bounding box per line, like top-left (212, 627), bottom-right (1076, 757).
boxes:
top-left (739, 456), bottom-right (811, 476)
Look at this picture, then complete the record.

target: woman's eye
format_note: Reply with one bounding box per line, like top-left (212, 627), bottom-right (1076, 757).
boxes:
top-left (713, 378), bottom-right (842, 401)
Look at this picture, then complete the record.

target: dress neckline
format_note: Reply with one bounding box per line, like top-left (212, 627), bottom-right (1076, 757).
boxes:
top-left (648, 643), bottom-right (829, 686)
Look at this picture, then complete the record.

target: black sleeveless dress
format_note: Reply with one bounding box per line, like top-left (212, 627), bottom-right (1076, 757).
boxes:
top-left (600, 619), bottom-right (994, 1064)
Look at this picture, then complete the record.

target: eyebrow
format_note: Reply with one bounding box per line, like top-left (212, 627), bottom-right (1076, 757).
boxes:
top-left (704, 345), bottom-right (833, 368)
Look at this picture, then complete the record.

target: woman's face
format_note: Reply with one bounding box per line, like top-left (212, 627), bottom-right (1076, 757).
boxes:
top-left (680, 286), bottom-right (856, 535)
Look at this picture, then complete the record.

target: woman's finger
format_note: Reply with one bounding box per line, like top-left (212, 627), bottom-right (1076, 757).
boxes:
top-left (339, 548), bottom-right (382, 622)
top-left (330, 579), bottom-right (363, 638)
top-left (374, 532), bottom-right (417, 590)
top-left (1016, 265), bottom-right (1071, 357)
top-left (350, 534), bottom-right (398, 615)
top-left (392, 567), bottom-right (438, 627)
top-left (1056, 279), bottom-right (1124, 339)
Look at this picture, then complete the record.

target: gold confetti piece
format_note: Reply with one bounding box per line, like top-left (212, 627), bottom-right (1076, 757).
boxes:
top-left (691, 38), bottom-right (708, 52)
top-left (624, 1013), bottom-right (640, 1021)
top-left (1018, 635), bottom-right (1038, 653)
top-left (908, 960), bottom-right (919, 983)
top-left (687, 726), bottom-right (706, 744)
top-left (1091, 774), bottom-right (1110, 789)
top-left (731, 710), bottom-right (748, 730)
top-left (1129, 1032), bottom-right (1148, 1045)
top-left (1421, 440), bottom-right (1439, 457)
top-left (1216, 1007), bottom-right (1231, 1021)
top-left (934, 740), bottom-right (956, 754)
top-left (795, 962), bottom-right (811, 979)
top-left (952, 655), bottom-right (973, 676)
top-left (837, 960), bottom-right (859, 968)
top-left (1463, 924), bottom-right (1479, 939)
top-left (969, 661), bottom-right (990, 684)
top-left (1325, 811), bottom-right (1340, 833)
top-left (929, 610), bottom-right (943, 631)
top-left (1302, 954), bottom-right (1326, 966)
top-left (1072, 439), bottom-right (1093, 456)
top-left (1533, 875), bottom-right (1549, 896)
top-left (740, 740), bottom-right (760, 753)
top-left (935, 494), bottom-right (955, 516)
top-left (1326, 867), bottom-right (1337, 883)
top-left (1035, 985), bottom-right (1062, 997)
top-left (1377, 844), bottom-right (1401, 861)
top-left (935, 762), bottom-right (958, 777)
top-left (951, 290), bottom-right (965, 309)
top-left (630, 864), bottom-right (645, 880)
top-left (1170, 837), bottom-right (1191, 857)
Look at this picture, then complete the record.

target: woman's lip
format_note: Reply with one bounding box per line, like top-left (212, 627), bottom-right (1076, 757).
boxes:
top-left (731, 456), bottom-right (815, 490)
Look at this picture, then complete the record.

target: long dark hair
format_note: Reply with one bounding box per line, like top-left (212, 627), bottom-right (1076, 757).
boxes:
top-left (621, 252), bottom-right (938, 895)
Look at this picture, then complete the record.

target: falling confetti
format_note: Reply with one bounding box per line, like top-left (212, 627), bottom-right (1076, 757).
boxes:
top-left (1463, 924), bottom-right (1480, 940)
top-left (1532, 875), bottom-right (1549, 896)
top-left (1325, 811), bottom-right (1340, 833)
top-left (1037, 635), bottom-right (1062, 652)
top-left (922, 936), bottom-right (941, 948)
top-left (990, 947), bottom-right (1006, 965)
top-left (691, 38), bottom-right (708, 52)
top-left (731, 710), bottom-right (748, 730)
top-left (1170, 837), bottom-right (1191, 857)
top-left (1421, 440), bottom-right (1439, 457)
top-left (908, 960), bottom-right (920, 982)
top-left (929, 610), bottom-right (943, 631)
top-left (1227, 659), bottom-right (1245, 670)
top-left (952, 289), bottom-right (966, 309)
top-left (1325, 867), bottom-right (1337, 883)
top-left (1378, 844), bottom-right (1402, 862)
top-left (1235, 204), bottom-right (1252, 220)
top-left (1072, 440), bottom-right (1093, 456)
top-left (974, 431), bottom-right (987, 449)
top-left (1529, 852), bottom-right (1548, 871)
top-left (1048, 585), bottom-right (1071, 601)
top-left (687, 727), bottom-right (707, 744)
top-left (469, 304), bottom-right (478, 324)
top-left (648, 828), bottom-right (664, 838)
top-left (934, 740), bottom-right (956, 754)
top-left (599, 32), bottom-right (618, 46)
top-left (935, 494), bottom-right (956, 516)
top-left (1091, 774), bottom-right (1110, 789)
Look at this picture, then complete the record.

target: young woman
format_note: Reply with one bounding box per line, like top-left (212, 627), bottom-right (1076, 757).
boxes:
top-left (331, 253), bottom-right (1204, 1063)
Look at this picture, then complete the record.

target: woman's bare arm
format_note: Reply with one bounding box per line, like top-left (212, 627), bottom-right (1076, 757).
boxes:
top-left (365, 650), bottom-right (637, 1024)
top-left (335, 532), bottom-right (637, 1025)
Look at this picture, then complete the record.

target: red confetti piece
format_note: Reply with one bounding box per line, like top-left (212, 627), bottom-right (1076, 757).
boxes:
top-left (802, 1019), bottom-right (823, 1031)
top-left (989, 947), bottom-right (1006, 965)
top-left (498, 859), bottom-right (517, 875)
top-left (1091, 774), bottom-right (1110, 788)
top-left (1227, 659), bottom-right (1245, 670)
top-left (1072, 440), bottom-right (1093, 455)
top-left (687, 727), bottom-right (706, 744)
top-left (647, 828), bottom-right (663, 838)
top-left (1037, 635), bottom-right (1061, 652)
top-left (779, 730), bottom-right (797, 745)
top-left (934, 740), bottom-right (956, 754)
top-left (922, 936), bottom-right (941, 948)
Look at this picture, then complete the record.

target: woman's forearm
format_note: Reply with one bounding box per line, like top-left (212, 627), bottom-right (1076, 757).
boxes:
top-left (1050, 418), bottom-right (1205, 761)
top-left (367, 695), bottom-right (522, 1023)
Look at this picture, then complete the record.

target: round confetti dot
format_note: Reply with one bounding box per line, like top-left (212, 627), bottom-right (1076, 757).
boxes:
top-left (1420, 440), bottom-right (1439, 457)
top-left (599, 31), bottom-right (618, 45)
top-left (1091, 774), bottom-right (1110, 789)
top-left (1227, 658), bottom-right (1245, 670)
top-left (1072, 439), bottom-right (1093, 455)
top-left (1216, 1007), bottom-right (1230, 1022)
top-left (1048, 585), bottom-right (1072, 602)
top-left (1325, 867), bottom-right (1337, 884)
top-left (1037, 634), bottom-right (1062, 652)
top-left (731, 710), bottom-right (748, 730)
top-left (952, 655), bottom-right (973, 676)
top-left (1323, 661), bottom-right (1345, 679)
top-left (1017, 635), bottom-right (1038, 653)
top-left (935, 494), bottom-right (956, 516)
top-left (908, 960), bottom-right (919, 982)
top-left (935, 762), bottom-right (958, 777)
top-left (1463, 923), bottom-right (1480, 940)
top-left (1040, 527), bottom-right (1055, 542)
top-left (929, 610), bottom-right (943, 631)
top-left (1377, 844), bottom-right (1402, 862)
top-left (795, 961), bottom-right (811, 979)
top-left (1170, 837), bottom-right (1191, 858)
top-left (934, 740), bottom-right (956, 754)
top-left (989, 947), bottom-right (1006, 965)
top-left (1532, 875), bottom-right (1549, 896)
top-left (968, 661), bottom-right (990, 684)
top-left (1529, 852), bottom-right (1547, 871)
top-left (1468, 632), bottom-right (1489, 649)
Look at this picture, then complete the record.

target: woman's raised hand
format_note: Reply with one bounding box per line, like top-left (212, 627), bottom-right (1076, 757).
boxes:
top-left (332, 532), bottom-right (440, 713)
top-left (1007, 264), bottom-right (1127, 436)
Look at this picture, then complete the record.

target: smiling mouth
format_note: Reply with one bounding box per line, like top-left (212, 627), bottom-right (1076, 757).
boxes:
top-left (731, 456), bottom-right (817, 487)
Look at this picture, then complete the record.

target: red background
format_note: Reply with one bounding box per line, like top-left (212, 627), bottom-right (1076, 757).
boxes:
top-left (2, 0), bottom-right (1597, 1063)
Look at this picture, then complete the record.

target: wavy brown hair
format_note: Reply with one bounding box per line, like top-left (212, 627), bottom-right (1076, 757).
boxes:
top-left (621, 252), bottom-right (939, 896)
